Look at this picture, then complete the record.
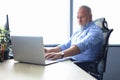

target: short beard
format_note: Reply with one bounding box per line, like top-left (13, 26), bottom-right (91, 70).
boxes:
top-left (79, 24), bottom-right (86, 28)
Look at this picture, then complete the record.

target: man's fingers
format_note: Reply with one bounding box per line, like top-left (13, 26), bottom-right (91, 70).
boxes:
top-left (50, 53), bottom-right (61, 60)
top-left (45, 52), bottom-right (62, 60)
top-left (44, 48), bottom-right (49, 53)
top-left (45, 53), bottom-right (55, 59)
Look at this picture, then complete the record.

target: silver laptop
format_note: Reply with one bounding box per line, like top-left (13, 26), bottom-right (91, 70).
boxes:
top-left (11, 36), bottom-right (69, 65)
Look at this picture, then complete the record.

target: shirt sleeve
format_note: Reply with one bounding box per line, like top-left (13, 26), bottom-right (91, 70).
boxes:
top-left (58, 38), bottom-right (71, 51)
top-left (58, 31), bottom-right (79, 51)
top-left (76, 27), bottom-right (103, 53)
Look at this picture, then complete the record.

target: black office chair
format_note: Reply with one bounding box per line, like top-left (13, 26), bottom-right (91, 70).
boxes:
top-left (74, 18), bottom-right (113, 80)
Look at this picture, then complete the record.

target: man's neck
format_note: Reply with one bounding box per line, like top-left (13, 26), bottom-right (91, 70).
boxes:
top-left (80, 21), bottom-right (93, 30)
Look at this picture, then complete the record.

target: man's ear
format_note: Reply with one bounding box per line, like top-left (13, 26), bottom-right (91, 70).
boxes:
top-left (89, 14), bottom-right (92, 21)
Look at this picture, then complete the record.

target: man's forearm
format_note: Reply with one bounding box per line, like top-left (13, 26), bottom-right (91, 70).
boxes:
top-left (62, 45), bottom-right (80, 57)
top-left (48, 46), bottom-right (61, 53)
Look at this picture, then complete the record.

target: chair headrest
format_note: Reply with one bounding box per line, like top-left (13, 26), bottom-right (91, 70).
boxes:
top-left (94, 17), bottom-right (108, 31)
top-left (94, 17), bottom-right (108, 29)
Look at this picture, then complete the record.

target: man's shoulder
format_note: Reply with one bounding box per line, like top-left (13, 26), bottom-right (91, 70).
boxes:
top-left (90, 22), bottom-right (102, 31)
top-left (86, 22), bottom-right (103, 36)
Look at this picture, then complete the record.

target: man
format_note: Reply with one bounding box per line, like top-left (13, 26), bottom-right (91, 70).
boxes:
top-left (45, 5), bottom-right (103, 62)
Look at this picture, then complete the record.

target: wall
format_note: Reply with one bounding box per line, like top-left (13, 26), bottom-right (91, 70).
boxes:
top-left (103, 46), bottom-right (120, 80)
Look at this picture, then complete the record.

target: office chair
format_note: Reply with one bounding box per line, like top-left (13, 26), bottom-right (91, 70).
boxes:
top-left (74, 18), bottom-right (113, 80)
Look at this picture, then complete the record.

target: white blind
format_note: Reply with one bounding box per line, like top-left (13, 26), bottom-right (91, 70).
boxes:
top-left (0, 0), bottom-right (70, 45)
top-left (73, 0), bottom-right (120, 45)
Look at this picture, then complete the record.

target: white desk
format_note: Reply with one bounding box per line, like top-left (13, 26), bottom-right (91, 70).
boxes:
top-left (0, 59), bottom-right (96, 80)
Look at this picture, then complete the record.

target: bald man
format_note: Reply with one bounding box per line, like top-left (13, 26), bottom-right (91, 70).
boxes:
top-left (45, 5), bottom-right (103, 62)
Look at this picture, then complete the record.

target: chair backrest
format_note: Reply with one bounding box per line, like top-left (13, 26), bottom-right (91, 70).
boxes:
top-left (94, 18), bottom-right (113, 74)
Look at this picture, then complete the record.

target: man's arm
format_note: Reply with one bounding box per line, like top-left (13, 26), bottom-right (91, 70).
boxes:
top-left (44, 46), bottom-right (61, 53)
top-left (45, 37), bottom-right (72, 53)
top-left (62, 45), bottom-right (80, 57)
top-left (45, 45), bottom-right (81, 60)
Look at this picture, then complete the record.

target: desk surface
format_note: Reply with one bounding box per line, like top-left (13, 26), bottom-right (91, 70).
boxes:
top-left (0, 59), bottom-right (96, 80)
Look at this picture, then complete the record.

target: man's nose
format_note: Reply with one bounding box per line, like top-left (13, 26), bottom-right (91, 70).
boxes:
top-left (78, 18), bottom-right (82, 22)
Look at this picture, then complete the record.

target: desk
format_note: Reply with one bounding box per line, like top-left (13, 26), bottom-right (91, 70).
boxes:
top-left (0, 59), bottom-right (96, 80)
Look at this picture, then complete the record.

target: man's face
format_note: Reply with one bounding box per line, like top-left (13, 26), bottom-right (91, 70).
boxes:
top-left (77, 7), bottom-right (92, 27)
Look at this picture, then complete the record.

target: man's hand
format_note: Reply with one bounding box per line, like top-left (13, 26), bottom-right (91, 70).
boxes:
top-left (45, 52), bottom-right (62, 60)
top-left (44, 48), bottom-right (49, 53)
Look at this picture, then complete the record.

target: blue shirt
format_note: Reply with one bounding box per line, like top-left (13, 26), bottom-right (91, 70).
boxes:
top-left (59, 21), bottom-right (103, 62)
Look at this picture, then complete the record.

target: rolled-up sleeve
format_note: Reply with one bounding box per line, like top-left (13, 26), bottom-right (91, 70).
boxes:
top-left (58, 38), bottom-right (71, 51)
top-left (76, 27), bottom-right (103, 53)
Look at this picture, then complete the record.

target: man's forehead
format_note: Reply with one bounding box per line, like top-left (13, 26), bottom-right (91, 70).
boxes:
top-left (77, 8), bottom-right (89, 15)
top-left (78, 7), bottom-right (88, 13)
top-left (77, 9), bottom-right (88, 14)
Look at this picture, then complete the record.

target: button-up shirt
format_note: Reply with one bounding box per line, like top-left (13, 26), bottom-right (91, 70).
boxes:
top-left (59, 21), bottom-right (103, 62)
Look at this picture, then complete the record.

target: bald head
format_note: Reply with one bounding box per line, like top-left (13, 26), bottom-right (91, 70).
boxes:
top-left (77, 5), bottom-right (92, 27)
top-left (79, 5), bottom-right (92, 15)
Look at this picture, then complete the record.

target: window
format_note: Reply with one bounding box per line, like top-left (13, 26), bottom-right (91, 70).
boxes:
top-left (73, 0), bottom-right (120, 45)
top-left (0, 0), bottom-right (70, 45)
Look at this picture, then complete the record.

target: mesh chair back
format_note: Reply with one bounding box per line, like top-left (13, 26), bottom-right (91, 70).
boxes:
top-left (94, 18), bottom-right (113, 74)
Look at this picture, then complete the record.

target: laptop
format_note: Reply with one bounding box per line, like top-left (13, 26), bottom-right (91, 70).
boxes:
top-left (11, 36), bottom-right (70, 65)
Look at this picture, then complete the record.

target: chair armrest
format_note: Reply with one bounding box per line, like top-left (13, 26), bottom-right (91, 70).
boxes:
top-left (73, 60), bottom-right (97, 65)
top-left (73, 60), bottom-right (99, 73)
